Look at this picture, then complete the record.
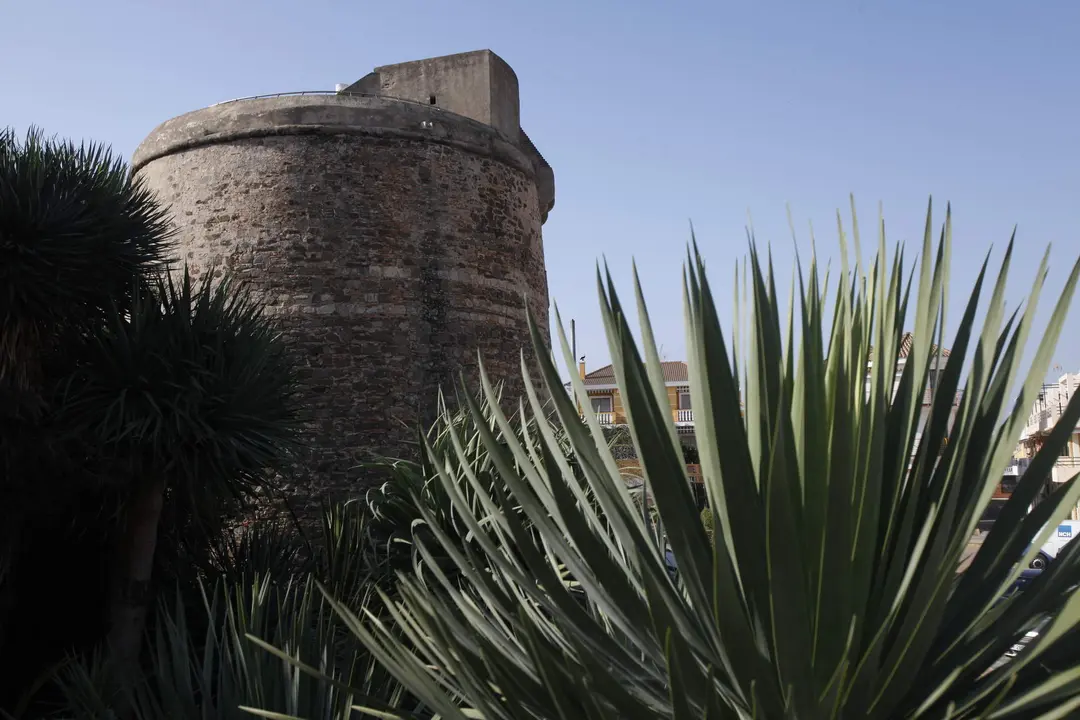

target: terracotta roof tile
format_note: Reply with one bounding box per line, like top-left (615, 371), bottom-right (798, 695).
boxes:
top-left (582, 361), bottom-right (688, 386)
top-left (868, 332), bottom-right (951, 362)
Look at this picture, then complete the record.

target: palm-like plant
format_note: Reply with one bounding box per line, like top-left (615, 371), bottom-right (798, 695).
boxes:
top-left (0, 127), bottom-right (172, 390)
top-left (335, 200), bottom-right (1080, 718)
top-left (0, 125), bottom-right (173, 521)
top-left (0, 126), bottom-right (173, 701)
top-left (60, 268), bottom-right (301, 675)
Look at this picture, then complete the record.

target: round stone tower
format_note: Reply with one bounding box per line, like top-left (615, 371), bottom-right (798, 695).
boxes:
top-left (132, 50), bottom-right (555, 511)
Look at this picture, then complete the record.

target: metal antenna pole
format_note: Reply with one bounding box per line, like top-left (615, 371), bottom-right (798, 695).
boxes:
top-left (571, 319), bottom-right (576, 368)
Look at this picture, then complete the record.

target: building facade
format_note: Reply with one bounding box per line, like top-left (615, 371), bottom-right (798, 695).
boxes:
top-left (976, 373), bottom-right (1080, 528)
top-left (868, 333), bottom-right (962, 451)
top-left (576, 360), bottom-right (697, 444)
top-left (573, 332), bottom-right (963, 453)
top-left (1018, 373), bottom-right (1080, 486)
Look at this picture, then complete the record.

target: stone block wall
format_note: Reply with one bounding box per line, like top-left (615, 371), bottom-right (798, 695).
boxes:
top-left (133, 92), bottom-right (552, 517)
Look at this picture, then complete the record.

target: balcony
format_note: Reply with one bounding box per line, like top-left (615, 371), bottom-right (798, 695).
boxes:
top-left (1022, 408), bottom-right (1054, 441)
top-left (580, 408), bottom-right (694, 428)
top-left (1004, 457), bottom-right (1031, 477)
top-left (1052, 457), bottom-right (1080, 485)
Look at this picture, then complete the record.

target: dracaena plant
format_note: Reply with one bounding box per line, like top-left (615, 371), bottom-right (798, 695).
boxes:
top-left (0, 127), bottom-right (172, 391)
top-left (302, 199), bottom-right (1080, 719)
top-left (60, 268), bottom-right (301, 681)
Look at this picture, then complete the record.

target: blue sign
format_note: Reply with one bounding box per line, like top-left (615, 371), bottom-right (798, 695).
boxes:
top-left (1058, 524), bottom-right (1073, 539)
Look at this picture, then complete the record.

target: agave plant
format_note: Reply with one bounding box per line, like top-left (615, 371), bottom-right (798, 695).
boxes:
top-left (51, 502), bottom-right (434, 720)
top-left (204, 519), bottom-right (314, 587)
top-left (54, 575), bottom-right (407, 720)
top-left (323, 200), bottom-right (1080, 719)
top-left (316, 498), bottom-right (398, 609)
top-left (362, 390), bottom-right (576, 585)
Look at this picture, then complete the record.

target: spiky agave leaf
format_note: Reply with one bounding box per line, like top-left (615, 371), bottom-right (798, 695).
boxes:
top-left (329, 199), bottom-right (1080, 719)
top-left (360, 388), bottom-right (587, 593)
top-left (55, 575), bottom-right (407, 720)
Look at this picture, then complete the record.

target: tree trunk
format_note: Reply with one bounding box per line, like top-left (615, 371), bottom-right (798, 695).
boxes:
top-left (107, 476), bottom-right (166, 682)
top-left (0, 516), bottom-right (22, 663)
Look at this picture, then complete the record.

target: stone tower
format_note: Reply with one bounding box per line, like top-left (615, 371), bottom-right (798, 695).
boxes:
top-left (132, 50), bottom-right (555, 512)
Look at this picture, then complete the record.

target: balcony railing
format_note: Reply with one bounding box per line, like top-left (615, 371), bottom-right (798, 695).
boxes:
top-left (1004, 457), bottom-right (1032, 477)
top-left (1052, 457), bottom-right (1080, 484)
top-left (580, 409), bottom-right (696, 426)
top-left (1022, 408), bottom-right (1054, 439)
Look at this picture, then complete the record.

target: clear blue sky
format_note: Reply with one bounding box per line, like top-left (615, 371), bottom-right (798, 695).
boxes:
top-left (5, 0), bottom-right (1079, 382)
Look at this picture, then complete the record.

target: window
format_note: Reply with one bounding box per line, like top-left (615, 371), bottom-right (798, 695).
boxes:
top-left (429, 94), bottom-right (437, 105)
top-left (591, 396), bottom-right (612, 413)
top-left (678, 392), bottom-right (692, 410)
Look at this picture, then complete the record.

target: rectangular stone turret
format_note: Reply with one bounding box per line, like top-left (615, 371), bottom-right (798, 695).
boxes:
top-left (343, 49), bottom-right (520, 138)
top-left (341, 49), bottom-right (554, 223)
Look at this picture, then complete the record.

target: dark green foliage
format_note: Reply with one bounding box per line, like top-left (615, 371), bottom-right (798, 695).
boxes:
top-left (0, 127), bottom-right (303, 717)
top-left (54, 576), bottom-right (406, 720)
top-left (0, 127), bottom-right (172, 387)
top-left (319, 499), bottom-right (392, 606)
top-left (602, 425), bottom-right (637, 459)
top-left (364, 391), bottom-right (566, 585)
top-left (0, 127), bottom-right (178, 713)
top-left (46, 399), bottom-right (568, 717)
top-left (49, 503), bottom-right (427, 719)
top-left (60, 268), bottom-right (301, 514)
top-left (321, 201), bottom-right (1080, 718)
top-left (0, 126), bottom-right (175, 507)
top-left (205, 519), bottom-right (311, 587)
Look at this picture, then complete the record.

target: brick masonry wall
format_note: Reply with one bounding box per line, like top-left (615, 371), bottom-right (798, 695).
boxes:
top-left (137, 132), bottom-right (550, 516)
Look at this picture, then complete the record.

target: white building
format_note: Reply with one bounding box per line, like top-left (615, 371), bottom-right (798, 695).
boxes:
top-left (867, 332), bottom-right (962, 458)
top-left (976, 374), bottom-right (1080, 530)
top-left (1018, 372), bottom-right (1080, 487)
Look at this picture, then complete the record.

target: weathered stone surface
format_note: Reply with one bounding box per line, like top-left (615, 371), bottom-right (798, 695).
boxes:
top-left (133, 89), bottom-right (551, 517)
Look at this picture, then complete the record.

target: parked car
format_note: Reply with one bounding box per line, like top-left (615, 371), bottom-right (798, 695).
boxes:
top-left (1004, 568), bottom-right (1043, 596)
top-left (1027, 520), bottom-right (1080, 569)
top-left (985, 568), bottom-right (1045, 672)
top-left (989, 563), bottom-right (1080, 671)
